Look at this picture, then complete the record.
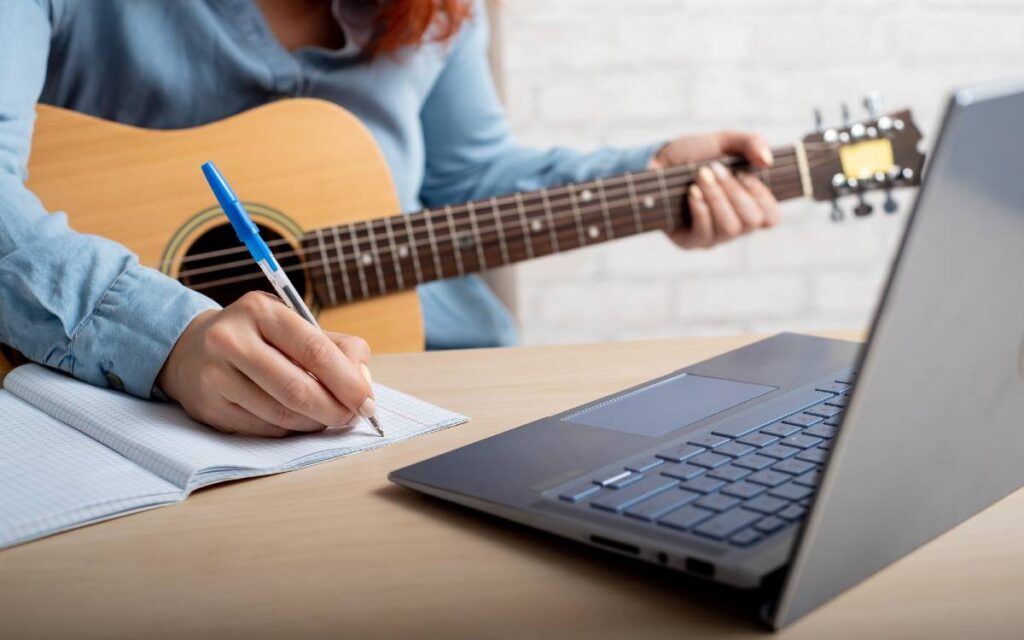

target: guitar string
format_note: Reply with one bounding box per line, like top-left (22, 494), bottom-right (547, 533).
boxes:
top-left (170, 151), bottom-right (814, 278)
top-left (176, 165), bottom-right (808, 283)
top-left (180, 171), bottom-right (811, 289)
top-left (166, 147), bottom-right (810, 270)
top-left (183, 173), bottom-right (810, 293)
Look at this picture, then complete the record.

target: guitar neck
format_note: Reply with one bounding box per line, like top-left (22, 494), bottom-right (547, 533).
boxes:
top-left (302, 145), bottom-right (808, 306)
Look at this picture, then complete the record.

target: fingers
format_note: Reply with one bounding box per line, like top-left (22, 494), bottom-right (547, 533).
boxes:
top-left (696, 165), bottom-right (744, 239)
top-left (739, 173), bottom-right (781, 228)
top-left (253, 300), bottom-right (373, 419)
top-left (710, 161), bottom-right (767, 231)
top-left (716, 131), bottom-right (774, 168)
top-left (211, 403), bottom-right (294, 438)
top-left (675, 184), bottom-right (713, 249)
top-left (220, 368), bottom-right (337, 433)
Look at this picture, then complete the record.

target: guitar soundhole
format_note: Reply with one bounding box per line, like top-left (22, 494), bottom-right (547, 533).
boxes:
top-left (178, 223), bottom-right (306, 307)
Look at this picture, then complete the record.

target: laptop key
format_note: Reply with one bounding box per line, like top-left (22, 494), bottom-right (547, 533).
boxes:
top-left (730, 528), bottom-right (762, 547)
top-left (715, 442), bottom-right (755, 458)
top-left (737, 432), bottom-right (778, 448)
top-left (660, 462), bottom-right (706, 481)
top-left (683, 476), bottom-right (726, 494)
top-left (625, 457), bottom-right (665, 473)
top-left (825, 395), bottom-right (849, 408)
top-left (747, 469), bottom-right (790, 487)
top-left (769, 482), bottom-right (815, 502)
top-left (815, 382), bottom-right (851, 395)
top-left (793, 470), bottom-right (822, 487)
top-left (656, 444), bottom-right (705, 463)
top-left (558, 480), bottom-right (602, 503)
top-left (744, 494), bottom-right (788, 514)
top-left (693, 508), bottom-right (762, 540)
top-left (734, 453), bottom-right (775, 470)
top-left (802, 425), bottom-right (837, 439)
top-left (772, 459), bottom-right (816, 476)
top-left (625, 488), bottom-right (701, 521)
top-left (688, 433), bottom-right (730, 449)
top-left (759, 444), bottom-right (799, 460)
top-left (707, 465), bottom-right (750, 482)
top-left (695, 492), bottom-right (741, 512)
top-left (782, 413), bottom-right (823, 428)
top-left (590, 476), bottom-right (680, 512)
top-left (595, 470), bottom-right (633, 487)
top-left (823, 416), bottom-right (844, 427)
top-left (688, 452), bottom-right (731, 469)
top-left (796, 448), bottom-right (829, 464)
top-left (805, 403), bottom-right (843, 418)
top-left (780, 434), bottom-right (823, 450)
top-left (778, 504), bottom-right (808, 521)
top-left (710, 388), bottom-right (832, 438)
top-left (606, 472), bottom-right (644, 489)
top-left (818, 440), bottom-right (834, 451)
top-left (658, 505), bottom-right (715, 531)
top-left (754, 516), bottom-right (787, 534)
top-left (761, 422), bottom-right (801, 438)
top-left (722, 481), bottom-right (767, 500)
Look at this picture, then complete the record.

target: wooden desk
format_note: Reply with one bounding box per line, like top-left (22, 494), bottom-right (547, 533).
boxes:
top-left (2, 333), bottom-right (1022, 639)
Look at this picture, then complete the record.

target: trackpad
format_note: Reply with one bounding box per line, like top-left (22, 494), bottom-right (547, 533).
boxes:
top-left (562, 373), bottom-right (775, 438)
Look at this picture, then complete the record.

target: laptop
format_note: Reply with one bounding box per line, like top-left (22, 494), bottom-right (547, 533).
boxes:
top-left (390, 80), bottom-right (1024, 628)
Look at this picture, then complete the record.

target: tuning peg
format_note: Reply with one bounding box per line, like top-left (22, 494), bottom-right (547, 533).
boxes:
top-left (854, 192), bottom-right (873, 217)
top-left (841, 102), bottom-right (853, 127)
top-left (863, 92), bottom-right (882, 120)
top-left (883, 190), bottom-right (898, 214)
top-left (814, 108), bottom-right (824, 133)
top-left (830, 200), bottom-right (845, 222)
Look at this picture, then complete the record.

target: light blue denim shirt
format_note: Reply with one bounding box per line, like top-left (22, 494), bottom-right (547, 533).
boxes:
top-left (0, 0), bottom-right (659, 398)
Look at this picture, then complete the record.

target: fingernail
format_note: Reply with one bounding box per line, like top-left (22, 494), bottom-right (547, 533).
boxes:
top-left (360, 363), bottom-right (373, 388)
top-left (698, 166), bottom-right (716, 184)
top-left (710, 161), bottom-right (730, 180)
top-left (358, 396), bottom-right (377, 420)
top-left (689, 184), bottom-right (704, 200)
top-left (761, 146), bottom-right (774, 166)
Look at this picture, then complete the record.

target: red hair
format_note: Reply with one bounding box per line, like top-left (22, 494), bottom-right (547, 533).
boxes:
top-left (340, 0), bottom-right (473, 58)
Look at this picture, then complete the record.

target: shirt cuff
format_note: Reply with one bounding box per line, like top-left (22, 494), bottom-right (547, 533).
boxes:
top-left (618, 141), bottom-right (666, 174)
top-left (69, 264), bottom-right (221, 399)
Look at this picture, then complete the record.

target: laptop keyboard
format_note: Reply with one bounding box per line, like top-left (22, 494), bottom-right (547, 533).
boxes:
top-left (550, 371), bottom-right (855, 549)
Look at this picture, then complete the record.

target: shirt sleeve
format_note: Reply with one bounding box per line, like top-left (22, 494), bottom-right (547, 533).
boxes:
top-left (0, 1), bottom-right (220, 399)
top-left (418, 0), bottom-right (663, 208)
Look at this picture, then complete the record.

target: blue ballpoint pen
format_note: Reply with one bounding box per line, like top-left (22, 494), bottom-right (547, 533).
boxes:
top-left (201, 161), bottom-right (383, 436)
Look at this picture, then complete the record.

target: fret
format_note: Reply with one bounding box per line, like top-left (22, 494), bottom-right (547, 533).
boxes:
top-left (330, 225), bottom-right (354, 302)
top-left (539, 187), bottom-right (560, 253)
top-left (383, 215), bottom-right (405, 291)
top-left (624, 173), bottom-right (644, 234)
top-left (594, 177), bottom-right (615, 240)
top-left (347, 224), bottom-right (370, 299)
top-left (567, 183), bottom-right (587, 248)
top-left (364, 220), bottom-right (387, 295)
top-left (655, 168), bottom-right (676, 231)
top-left (403, 213), bottom-right (425, 285)
top-left (491, 197), bottom-right (511, 265)
top-left (314, 228), bottom-right (337, 306)
top-left (514, 192), bottom-right (535, 260)
top-left (423, 208), bottom-right (446, 281)
top-left (442, 205), bottom-right (465, 276)
top-left (465, 200), bottom-right (488, 271)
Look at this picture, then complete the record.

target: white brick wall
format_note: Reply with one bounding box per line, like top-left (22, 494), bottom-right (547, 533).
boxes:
top-left (495, 0), bottom-right (1024, 344)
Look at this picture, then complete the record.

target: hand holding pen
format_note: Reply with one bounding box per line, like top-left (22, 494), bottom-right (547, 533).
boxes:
top-left (154, 163), bottom-right (383, 438)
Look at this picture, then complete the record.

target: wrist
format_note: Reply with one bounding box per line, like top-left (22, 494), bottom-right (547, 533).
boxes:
top-left (157, 309), bottom-right (217, 402)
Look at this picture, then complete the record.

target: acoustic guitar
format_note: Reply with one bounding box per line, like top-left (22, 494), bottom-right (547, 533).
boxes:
top-left (0, 99), bottom-right (924, 377)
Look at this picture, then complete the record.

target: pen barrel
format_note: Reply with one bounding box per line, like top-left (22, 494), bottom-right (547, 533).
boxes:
top-left (258, 260), bottom-right (321, 328)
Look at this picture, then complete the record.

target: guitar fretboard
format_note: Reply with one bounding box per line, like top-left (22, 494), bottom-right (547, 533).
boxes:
top-left (301, 146), bottom-right (807, 306)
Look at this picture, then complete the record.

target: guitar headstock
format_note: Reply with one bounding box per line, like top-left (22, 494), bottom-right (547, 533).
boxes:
top-left (802, 96), bottom-right (925, 220)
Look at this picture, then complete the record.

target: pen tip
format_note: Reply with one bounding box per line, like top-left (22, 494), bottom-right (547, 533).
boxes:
top-left (368, 415), bottom-right (384, 437)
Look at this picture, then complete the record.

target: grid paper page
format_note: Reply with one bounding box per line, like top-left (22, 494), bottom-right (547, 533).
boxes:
top-left (5, 365), bottom-right (468, 491)
top-left (0, 392), bottom-right (181, 550)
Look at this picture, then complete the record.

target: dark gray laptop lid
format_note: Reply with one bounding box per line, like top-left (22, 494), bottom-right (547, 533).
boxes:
top-left (774, 80), bottom-right (1024, 627)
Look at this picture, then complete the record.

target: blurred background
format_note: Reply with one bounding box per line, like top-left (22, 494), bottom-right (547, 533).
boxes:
top-left (485, 0), bottom-right (1024, 345)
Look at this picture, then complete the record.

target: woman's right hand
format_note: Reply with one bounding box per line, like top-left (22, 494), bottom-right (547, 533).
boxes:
top-left (157, 291), bottom-right (375, 437)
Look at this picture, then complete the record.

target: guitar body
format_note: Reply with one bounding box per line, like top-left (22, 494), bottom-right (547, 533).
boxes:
top-left (0, 100), bottom-right (424, 378)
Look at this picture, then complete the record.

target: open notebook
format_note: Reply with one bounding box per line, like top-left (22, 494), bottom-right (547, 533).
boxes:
top-left (0, 364), bottom-right (467, 550)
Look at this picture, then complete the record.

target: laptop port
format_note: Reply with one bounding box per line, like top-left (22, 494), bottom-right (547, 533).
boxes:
top-left (656, 552), bottom-right (669, 565)
top-left (685, 557), bottom-right (716, 577)
top-left (589, 535), bottom-right (640, 555)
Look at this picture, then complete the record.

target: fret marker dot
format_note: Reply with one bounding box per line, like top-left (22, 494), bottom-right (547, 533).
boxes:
top-left (643, 195), bottom-right (656, 209)
top-left (361, 253), bottom-right (374, 266)
top-left (398, 245), bottom-right (409, 258)
top-left (580, 189), bottom-right (594, 203)
top-left (587, 225), bottom-right (600, 239)
top-left (530, 219), bottom-right (544, 232)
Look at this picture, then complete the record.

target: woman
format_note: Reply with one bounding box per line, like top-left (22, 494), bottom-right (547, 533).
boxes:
top-left (0, 0), bottom-right (778, 436)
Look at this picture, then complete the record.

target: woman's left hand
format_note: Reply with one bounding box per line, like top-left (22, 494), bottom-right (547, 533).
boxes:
top-left (649, 131), bottom-right (781, 249)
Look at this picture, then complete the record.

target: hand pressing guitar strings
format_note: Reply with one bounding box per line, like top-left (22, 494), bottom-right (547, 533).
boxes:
top-left (650, 131), bottom-right (781, 250)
